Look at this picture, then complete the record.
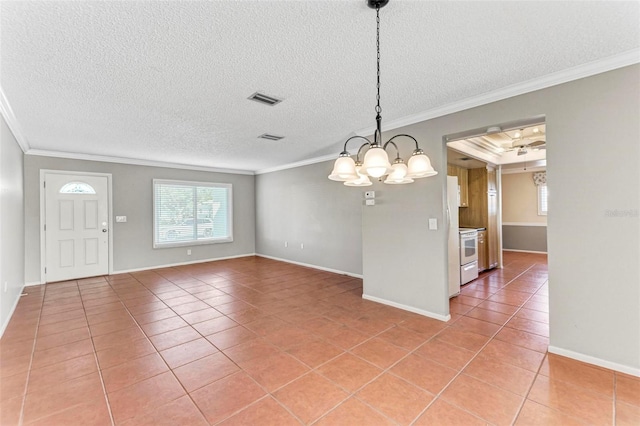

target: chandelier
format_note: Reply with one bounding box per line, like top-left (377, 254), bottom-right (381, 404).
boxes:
top-left (328, 0), bottom-right (437, 186)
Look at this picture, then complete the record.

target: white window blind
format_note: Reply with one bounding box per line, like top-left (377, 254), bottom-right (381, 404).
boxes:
top-left (538, 184), bottom-right (548, 216)
top-left (153, 179), bottom-right (233, 248)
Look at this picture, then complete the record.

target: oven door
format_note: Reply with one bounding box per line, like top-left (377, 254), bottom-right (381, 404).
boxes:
top-left (460, 232), bottom-right (478, 265)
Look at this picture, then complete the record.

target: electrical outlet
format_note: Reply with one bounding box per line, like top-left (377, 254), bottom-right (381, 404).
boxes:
top-left (115, 216), bottom-right (127, 223)
top-left (284, 241), bottom-right (288, 248)
top-left (365, 199), bottom-right (375, 206)
top-left (187, 249), bottom-right (192, 255)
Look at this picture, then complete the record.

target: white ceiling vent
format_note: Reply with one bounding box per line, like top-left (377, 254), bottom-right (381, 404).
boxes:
top-left (258, 133), bottom-right (285, 141)
top-left (248, 92), bottom-right (283, 106)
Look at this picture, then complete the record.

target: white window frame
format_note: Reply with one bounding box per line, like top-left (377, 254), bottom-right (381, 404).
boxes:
top-left (153, 179), bottom-right (233, 248)
top-left (538, 184), bottom-right (548, 216)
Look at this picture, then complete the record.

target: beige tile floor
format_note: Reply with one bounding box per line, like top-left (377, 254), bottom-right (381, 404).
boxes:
top-left (1, 251), bottom-right (638, 425)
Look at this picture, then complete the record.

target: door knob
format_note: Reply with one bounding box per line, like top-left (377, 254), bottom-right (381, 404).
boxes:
top-left (102, 229), bottom-right (107, 233)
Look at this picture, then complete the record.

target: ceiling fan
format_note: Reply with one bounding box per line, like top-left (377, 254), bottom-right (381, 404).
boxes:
top-left (502, 128), bottom-right (546, 155)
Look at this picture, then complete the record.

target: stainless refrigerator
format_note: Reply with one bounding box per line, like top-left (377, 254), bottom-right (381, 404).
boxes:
top-left (447, 176), bottom-right (461, 297)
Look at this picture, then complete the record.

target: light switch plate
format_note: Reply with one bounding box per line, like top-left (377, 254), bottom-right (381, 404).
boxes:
top-left (364, 191), bottom-right (375, 199)
top-left (428, 218), bottom-right (437, 230)
top-left (115, 216), bottom-right (127, 223)
top-left (365, 199), bottom-right (375, 206)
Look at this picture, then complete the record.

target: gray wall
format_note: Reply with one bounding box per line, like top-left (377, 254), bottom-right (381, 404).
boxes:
top-left (255, 161), bottom-right (362, 275)
top-left (0, 116), bottom-right (25, 334)
top-left (502, 225), bottom-right (547, 252)
top-left (365, 64), bottom-right (639, 371)
top-left (24, 156), bottom-right (256, 283)
top-left (256, 65), bottom-right (639, 371)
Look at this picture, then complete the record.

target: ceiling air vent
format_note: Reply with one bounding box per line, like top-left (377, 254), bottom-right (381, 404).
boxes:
top-left (248, 92), bottom-right (283, 106)
top-left (258, 133), bottom-right (284, 141)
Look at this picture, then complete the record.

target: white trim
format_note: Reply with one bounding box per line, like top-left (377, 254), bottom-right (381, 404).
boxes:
top-left (25, 281), bottom-right (44, 287)
top-left (355, 49), bottom-right (640, 137)
top-left (503, 249), bottom-right (548, 254)
top-left (362, 294), bottom-right (451, 322)
top-left (26, 150), bottom-right (254, 176)
top-left (0, 284), bottom-right (26, 339)
top-left (0, 88), bottom-right (30, 153)
top-left (501, 166), bottom-right (547, 175)
top-left (254, 154), bottom-right (336, 175)
top-left (15, 51), bottom-right (640, 177)
top-left (255, 50), bottom-right (639, 175)
top-left (548, 345), bottom-right (640, 377)
top-left (40, 170), bottom-right (114, 283)
top-left (255, 254), bottom-right (362, 278)
top-left (502, 222), bottom-right (547, 227)
top-left (112, 253), bottom-right (256, 275)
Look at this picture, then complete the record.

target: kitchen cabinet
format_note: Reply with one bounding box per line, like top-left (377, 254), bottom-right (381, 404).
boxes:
top-left (460, 166), bottom-right (499, 270)
top-left (447, 164), bottom-right (469, 207)
top-left (477, 230), bottom-right (487, 272)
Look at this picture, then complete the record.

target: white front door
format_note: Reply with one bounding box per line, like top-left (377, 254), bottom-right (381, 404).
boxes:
top-left (44, 172), bottom-right (109, 282)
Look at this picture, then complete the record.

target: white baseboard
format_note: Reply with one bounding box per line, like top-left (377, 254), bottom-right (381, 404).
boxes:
top-left (503, 249), bottom-right (548, 254)
top-left (25, 281), bottom-right (44, 287)
top-left (255, 254), bottom-right (362, 279)
top-left (362, 294), bottom-right (451, 322)
top-left (112, 253), bottom-right (257, 275)
top-left (548, 345), bottom-right (640, 377)
top-left (0, 283), bottom-right (26, 339)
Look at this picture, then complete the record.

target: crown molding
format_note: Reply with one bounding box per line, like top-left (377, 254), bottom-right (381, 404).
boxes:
top-left (254, 153), bottom-right (336, 175)
top-left (0, 87), bottom-right (30, 153)
top-left (25, 149), bottom-right (255, 176)
top-left (355, 49), bottom-right (640, 137)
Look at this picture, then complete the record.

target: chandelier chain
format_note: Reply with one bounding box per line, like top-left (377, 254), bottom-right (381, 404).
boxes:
top-left (375, 5), bottom-right (381, 115)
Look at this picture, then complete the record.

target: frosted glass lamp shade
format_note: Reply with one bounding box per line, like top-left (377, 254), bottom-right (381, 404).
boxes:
top-left (345, 165), bottom-right (373, 186)
top-left (407, 152), bottom-right (438, 178)
top-left (384, 162), bottom-right (414, 184)
top-left (328, 156), bottom-right (358, 181)
top-left (362, 146), bottom-right (391, 178)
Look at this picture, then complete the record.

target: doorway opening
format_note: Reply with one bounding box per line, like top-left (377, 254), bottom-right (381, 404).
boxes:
top-left (444, 116), bottom-right (548, 297)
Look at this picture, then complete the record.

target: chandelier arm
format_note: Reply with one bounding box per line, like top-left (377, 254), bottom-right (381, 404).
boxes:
top-left (340, 135), bottom-right (373, 155)
top-left (385, 134), bottom-right (422, 152)
top-left (381, 140), bottom-right (401, 160)
top-left (355, 143), bottom-right (370, 163)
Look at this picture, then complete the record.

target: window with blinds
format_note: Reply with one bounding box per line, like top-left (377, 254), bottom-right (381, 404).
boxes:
top-left (538, 184), bottom-right (548, 216)
top-left (153, 179), bottom-right (233, 248)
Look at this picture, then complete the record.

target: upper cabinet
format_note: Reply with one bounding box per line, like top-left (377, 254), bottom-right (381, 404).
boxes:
top-left (447, 164), bottom-right (469, 207)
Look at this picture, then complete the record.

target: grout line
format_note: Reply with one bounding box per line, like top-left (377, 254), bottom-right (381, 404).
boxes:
top-left (407, 262), bottom-right (546, 425)
top-left (76, 279), bottom-right (117, 426)
top-left (16, 285), bottom-right (46, 426)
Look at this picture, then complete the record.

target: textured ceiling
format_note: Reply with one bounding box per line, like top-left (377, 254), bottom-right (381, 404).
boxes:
top-left (1, 1), bottom-right (639, 173)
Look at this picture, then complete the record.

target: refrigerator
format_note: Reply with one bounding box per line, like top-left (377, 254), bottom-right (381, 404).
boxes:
top-left (447, 176), bottom-right (461, 297)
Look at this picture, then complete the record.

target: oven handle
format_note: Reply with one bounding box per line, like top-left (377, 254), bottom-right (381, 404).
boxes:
top-left (462, 262), bottom-right (477, 271)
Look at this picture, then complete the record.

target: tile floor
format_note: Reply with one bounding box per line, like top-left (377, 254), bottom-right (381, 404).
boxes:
top-left (1, 252), bottom-right (638, 425)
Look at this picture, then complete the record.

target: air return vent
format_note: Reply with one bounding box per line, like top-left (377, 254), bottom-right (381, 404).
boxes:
top-left (248, 92), bottom-right (283, 106)
top-left (258, 133), bottom-right (284, 141)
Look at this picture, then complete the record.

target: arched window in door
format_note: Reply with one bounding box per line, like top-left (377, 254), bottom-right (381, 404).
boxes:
top-left (59, 182), bottom-right (96, 194)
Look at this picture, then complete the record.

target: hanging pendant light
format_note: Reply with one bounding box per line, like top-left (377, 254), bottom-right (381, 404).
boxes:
top-left (328, 0), bottom-right (437, 186)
